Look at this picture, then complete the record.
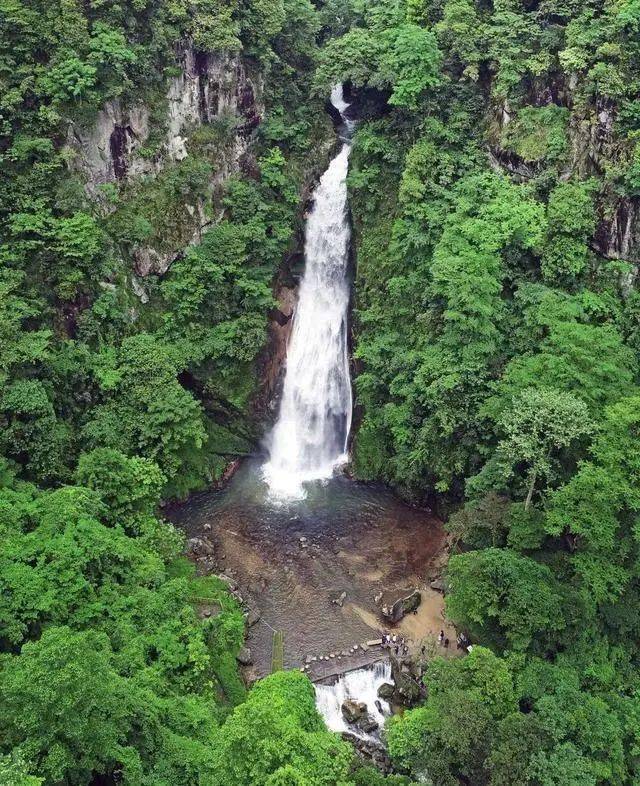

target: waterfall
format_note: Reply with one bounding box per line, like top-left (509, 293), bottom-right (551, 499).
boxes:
top-left (263, 86), bottom-right (353, 499)
top-left (314, 661), bottom-right (393, 741)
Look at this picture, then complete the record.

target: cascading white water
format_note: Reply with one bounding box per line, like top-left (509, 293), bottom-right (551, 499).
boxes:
top-left (263, 86), bottom-right (353, 498)
top-left (314, 661), bottom-right (393, 740)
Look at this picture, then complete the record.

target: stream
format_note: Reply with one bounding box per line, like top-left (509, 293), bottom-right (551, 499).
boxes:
top-left (315, 661), bottom-right (393, 739)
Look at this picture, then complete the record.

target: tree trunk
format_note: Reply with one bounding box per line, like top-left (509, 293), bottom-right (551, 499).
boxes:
top-left (525, 470), bottom-right (537, 511)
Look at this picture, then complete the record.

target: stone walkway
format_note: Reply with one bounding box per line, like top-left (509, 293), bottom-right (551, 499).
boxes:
top-left (303, 641), bottom-right (387, 683)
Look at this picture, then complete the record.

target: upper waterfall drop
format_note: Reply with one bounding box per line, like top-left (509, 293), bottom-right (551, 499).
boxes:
top-left (263, 86), bottom-right (354, 499)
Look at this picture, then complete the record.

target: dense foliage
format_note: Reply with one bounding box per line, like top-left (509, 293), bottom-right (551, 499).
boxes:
top-left (320, 0), bottom-right (640, 783)
top-left (0, 456), bottom-right (251, 784)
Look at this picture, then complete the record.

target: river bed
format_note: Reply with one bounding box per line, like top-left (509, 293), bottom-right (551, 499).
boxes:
top-left (167, 459), bottom-right (453, 678)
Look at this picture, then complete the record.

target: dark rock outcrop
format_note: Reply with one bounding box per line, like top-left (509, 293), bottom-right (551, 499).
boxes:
top-left (430, 577), bottom-right (447, 593)
top-left (357, 714), bottom-right (379, 734)
top-left (377, 682), bottom-right (395, 701)
top-left (342, 733), bottom-right (392, 773)
top-left (343, 83), bottom-right (391, 122)
top-left (186, 537), bottom-right (216, 558)
top-left (64, 43), bottom-right (264, 282)
top-left (390, 656), bottom-right (425, 708)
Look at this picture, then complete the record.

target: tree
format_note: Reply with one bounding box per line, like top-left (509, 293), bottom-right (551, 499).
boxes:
top-left (486, 321), bottom-right (636, 418)
top-left (0, 485), bottom-right (164, 647)
top-left (190, 0), bottom-right (242, 53)
top-left (0, 627), bottom-right (137, 784)
top-left (376, 24), bottom-right (442, 108)
top-left (543, 395), bottom-right (640, 604)
top-left (0, 379), bottom-right (67, 483)
top-left (468, 387), bottom-right (593, 510)
top-left (315, 22), bottom-right (441, 108)
top-left (487, 712), bottom-right (548, 786)
top-left (0, 270), bottom-right (50, 387)
top-left (387, 648), bottom-right (518, 785)
top-left (531, 686), bottom-right (626, 785)
top-left (390, 172), bottom-right (545, 492)
top-left (314, 28), bottom-right (383, 89)
top-left (446, 548), bottom-right (565, 651)
top-left (74, 448), bottom-right (165, 530)
top-left (541, 182), bottom-right (596, 283)
top-left (208, 671), bottom-right (355, 786)
top-left (82, 334), bottom-right (208, 497)
top-left (0, 752), bottom-right (43, 786)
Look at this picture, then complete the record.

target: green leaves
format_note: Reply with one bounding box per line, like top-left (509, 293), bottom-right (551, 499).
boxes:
top-left (542, 395), bottom-right (640, 604)
top-left (0, 270), bottom-right (50, 386)
top-left (315, 22), bottom-right (441, 108)
top-left (208, 671), bottom-right (355, 786)
top-left (0, 627), bottom-right (135, 784)
top-left (0, 752), bottom-right (43, 786)
top-left (0, 473), bottom-right (245, 784)
top-left (38, 54), bottom-right (98, 103)
top-left (468, 387), bottom-right (593, 507)
top-left (315, 28), bottom-right (383, 89)
top-left (74, 448), bottom-right (165, 530)
top-left (378, 24), bottom-right (442, 108)
top-left (488, 320), bottom-right (636, 417)
top-left (541, 182), bottom-right (596, 283)
top-left (82, 335), bottom-right (208, 497)
top-left (388, 648), bottom-right (518, 783)
top-left (501, 105), bottom-right (570, 165)
top-left (0, 379), bottom-right (68, 483)
top-left (446, 548), bottom-right (565, 652)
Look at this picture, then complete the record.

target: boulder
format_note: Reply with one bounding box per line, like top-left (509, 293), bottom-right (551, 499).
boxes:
top-left (380, 588), bottom-right (421, 623)
top-left (377, 682), bottom-right (395, 700)
top-left (331, 590), bottom-right (347, 607)
top-left (216, 574), bottom-right (237, 591)
top-left (236, 647), bottom-right (252, 666)
top-left (394, 670), bottom-right (422, 704)
top-left (342, 699), bottom-right (367, 724)
top-left (357, 714), bottom-right (379, 734)
top-left (342, 732), bottom-right (392, 773)
top-left (246, 609), bottom-right (261, 627)
top-left (186, 537), bottom-right (215, 558)
top-left (430, 577), bottom-right (447, 593)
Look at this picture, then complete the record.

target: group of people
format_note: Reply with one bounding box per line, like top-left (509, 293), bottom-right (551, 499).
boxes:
top-left (381, 632), bottom-right (409, 656)
top-left (439, 630), bottom-right (473, 651)
top-left (437, 629), bottom-right (450, 648)
top-left (381, 629), bottom-right (472, 657)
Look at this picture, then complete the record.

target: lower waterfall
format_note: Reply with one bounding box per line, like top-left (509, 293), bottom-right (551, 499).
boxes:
top-left (314, 661), bottom-right (393, 741)
top-left (263, 86), bottom-right (353, 499)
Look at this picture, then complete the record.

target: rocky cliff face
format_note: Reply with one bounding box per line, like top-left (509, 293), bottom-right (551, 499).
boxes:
top-left (577, 101), bottom-right (640, 276)
top-left (65, 43), bottom-right (263, 281)
top-left (489, 82), bottom-right (640, 285)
